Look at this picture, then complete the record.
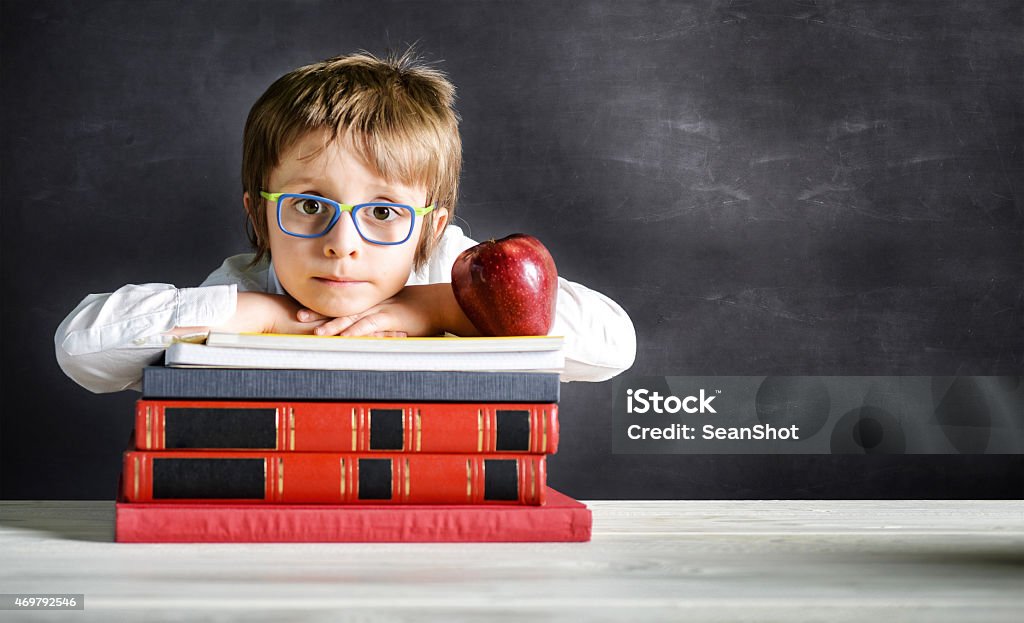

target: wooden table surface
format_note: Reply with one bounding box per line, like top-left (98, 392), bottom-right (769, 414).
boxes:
top-left (1, 499), bottom-right (1022, 622)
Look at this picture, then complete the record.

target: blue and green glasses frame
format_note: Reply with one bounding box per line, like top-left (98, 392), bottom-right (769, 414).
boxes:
top-left (261, 191), bottom-right (435, 246)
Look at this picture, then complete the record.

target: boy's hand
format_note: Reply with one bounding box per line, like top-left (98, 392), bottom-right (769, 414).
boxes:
top-left (168, 292), bottom-right (327, 339)
top-left (220, 292), bottom-right (329, 335)
top-left (296, 284), bottom-right (482, 338)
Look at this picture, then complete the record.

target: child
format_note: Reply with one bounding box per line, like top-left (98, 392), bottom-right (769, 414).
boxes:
top-left (55, 50), bottom-right (636, 393)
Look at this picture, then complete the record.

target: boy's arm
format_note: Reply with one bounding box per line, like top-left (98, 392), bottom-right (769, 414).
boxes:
top-left (54, 283), bottom-right (237, 393)
top-left (294, 282), bottom-right (480, 339)
top-left (55, 285), bottom-right (322, 393)
top-left (301, 277), bottom-right (636, 382)
top-left (549, 277), bottom-right (637, 382)
top-left (432, 277), bottom-right (637, 382)
top-left (303, 222), bottom-right (637, 381)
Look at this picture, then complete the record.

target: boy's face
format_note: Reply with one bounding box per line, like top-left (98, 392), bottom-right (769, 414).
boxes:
top-left (249, 130), bottom-right (447, 318)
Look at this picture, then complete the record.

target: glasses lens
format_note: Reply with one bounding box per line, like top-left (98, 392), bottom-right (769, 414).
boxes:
top-left (279, 195), bottom-right (336, 236)
top-left (354, 203), bottom-right (415, 244)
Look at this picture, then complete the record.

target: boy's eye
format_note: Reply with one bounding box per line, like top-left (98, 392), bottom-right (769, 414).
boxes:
top-left (370, 205), bottom-right (396, 221)
top-left (296, 198), bottom-right (328, 215)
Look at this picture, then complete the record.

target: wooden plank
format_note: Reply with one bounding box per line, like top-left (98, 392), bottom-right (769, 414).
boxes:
top-left (1, 501), bottom-right (1021, 622)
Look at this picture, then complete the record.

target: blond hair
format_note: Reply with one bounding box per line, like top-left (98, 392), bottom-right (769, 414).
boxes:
top-left (241, 50), bottom-right (461, 269)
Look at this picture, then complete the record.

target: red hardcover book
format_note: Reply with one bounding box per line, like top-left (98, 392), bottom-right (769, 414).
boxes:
top-left (123, 450), bottom-right (546, 505)
top-left (134, 400), bottom-right (558, 453)
top-left (115, 483), bottom-right (591, 543)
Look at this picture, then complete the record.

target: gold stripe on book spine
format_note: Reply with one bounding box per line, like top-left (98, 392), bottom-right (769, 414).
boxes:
top-left (529, 458), bottom-right (536, 502)
top-left (339, 458), bottom-right (346, 500)
top-left (351, 408), bottom-right (357, 451)
top-left (270, 407), bottom-right (279, 450)
top-left (145, 405), bottom-right (152, 449)
top-left (416, 409), bottom-right (422, 451)
top-left (277, 457), bottom-right (284, 499)
top-left (288, 408), bottom-right (295, 451)
top-left (466, 459), bottom-right (472, 500)
top-left (404, 458), bottom-right (410, 500)
top-left (477, 410), bottom-right (483, 453)
top-left (133, 456), bottom-right (139, 500)
top-left (401, 405), bottom-right (409, 450)
top-left (274, 408), bottom-right (280, 450)
top-left (484, 408), bottom-right (492, 453)
top-left (542, 409), bottom-right (548, 453)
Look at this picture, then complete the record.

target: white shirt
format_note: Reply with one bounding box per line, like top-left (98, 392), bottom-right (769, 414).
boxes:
top-left (55, 225), bottom-right (636, 392)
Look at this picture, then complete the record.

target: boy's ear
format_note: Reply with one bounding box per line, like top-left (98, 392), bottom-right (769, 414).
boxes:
top-left (431, 207), bottom-right (449, 242)
top-left (243, 192), bottom-right (263, 246)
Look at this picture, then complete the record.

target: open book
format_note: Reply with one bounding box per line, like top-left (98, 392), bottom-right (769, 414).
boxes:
top-left (164, 332), bottom-right (565, 372)
top-left (205, 331), bottom-right (563, 353)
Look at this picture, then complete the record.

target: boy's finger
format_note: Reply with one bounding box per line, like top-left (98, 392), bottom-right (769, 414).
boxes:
top-left (372, 331), bottom-right (408, 338)
top-left (298, 308), bottom-right (328, 322)
top-left (338, 314), bottom-right (386, 337)
top-left (313, 315), bottom-right (358, 336)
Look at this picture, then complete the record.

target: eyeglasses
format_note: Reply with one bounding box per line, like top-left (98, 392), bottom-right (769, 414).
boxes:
top-left (261, 191), bottom-right (435, 245)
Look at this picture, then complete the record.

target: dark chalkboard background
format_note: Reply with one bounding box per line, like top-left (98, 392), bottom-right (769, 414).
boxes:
top-left (2, 0), bottom-right (1021, 499)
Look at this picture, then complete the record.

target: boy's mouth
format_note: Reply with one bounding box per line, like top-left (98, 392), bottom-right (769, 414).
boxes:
top-left (314, 276), bottom-right (368, 287)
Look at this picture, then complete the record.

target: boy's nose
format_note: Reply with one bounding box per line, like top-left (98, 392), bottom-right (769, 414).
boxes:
top-left (322, 212), bottom-right (362, 258)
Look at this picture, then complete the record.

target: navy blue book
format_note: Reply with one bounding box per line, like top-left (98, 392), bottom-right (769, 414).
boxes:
top-left (142, 366), bottom-right (560, 403)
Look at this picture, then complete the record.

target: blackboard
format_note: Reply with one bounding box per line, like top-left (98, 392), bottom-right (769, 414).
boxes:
top-left (2, 0), bottom-right (1021, 499)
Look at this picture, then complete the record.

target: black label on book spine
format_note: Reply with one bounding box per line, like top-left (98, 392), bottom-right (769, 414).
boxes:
top-left (358, 458), bottom-right (393, 500)
top-left (164, 408), bottom-right (277, 449)
top-left (495, 410), bottom-right (531, 451)
top-left (152, 458), bottom-right (265, 499)
top-left (369, 409), bottom-right (404, 450)
top-left (484, 459), bottom-right (519, 501)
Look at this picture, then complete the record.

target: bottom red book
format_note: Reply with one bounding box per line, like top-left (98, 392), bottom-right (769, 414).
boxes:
top-left (115, 479), bottom-right (591, 543)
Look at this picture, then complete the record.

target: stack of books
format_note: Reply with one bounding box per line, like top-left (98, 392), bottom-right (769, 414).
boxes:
top-left (114, 332), bottom-right (592, 542)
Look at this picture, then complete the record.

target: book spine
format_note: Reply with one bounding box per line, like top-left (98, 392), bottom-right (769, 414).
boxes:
top-left (142, 367), bottom-right (560, 402)
top-left (123, 451), bottom-right (546, 505)
top-left (114, 487), bottom-right (591, 543)
top-left (134, 400), bottom-right (559, 454)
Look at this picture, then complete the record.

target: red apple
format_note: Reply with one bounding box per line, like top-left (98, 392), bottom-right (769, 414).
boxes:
top-left (451, 233), bottom-right (558, 336)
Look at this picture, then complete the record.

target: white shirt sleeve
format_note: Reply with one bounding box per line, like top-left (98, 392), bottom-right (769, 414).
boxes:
top-left (53, 256), bottom-right (261, 393)
top-left (549, 277), bottom-right (637, 382)
top-left (417, 226), bottom-right (637, 383)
